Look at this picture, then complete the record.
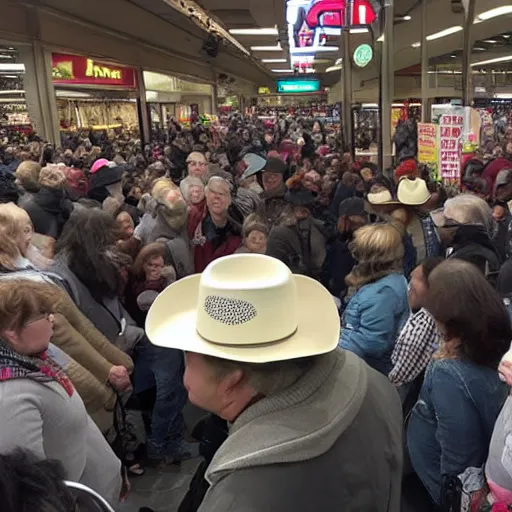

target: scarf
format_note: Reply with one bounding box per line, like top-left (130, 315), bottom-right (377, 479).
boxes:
top-left (0, 341), bottom-right (74, 396)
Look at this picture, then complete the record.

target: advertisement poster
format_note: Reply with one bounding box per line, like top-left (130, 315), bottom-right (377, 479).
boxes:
top-left (438, 111), bottom-right (464, 182)
top-left (417, 123), bottom-right (438, 164)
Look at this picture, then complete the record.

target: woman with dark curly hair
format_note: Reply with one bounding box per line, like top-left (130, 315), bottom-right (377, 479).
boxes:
top-left (407, 259), bottom-right (510, 508)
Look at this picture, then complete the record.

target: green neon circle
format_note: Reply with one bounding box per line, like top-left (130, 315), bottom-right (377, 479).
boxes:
top-left (353, 44), bottom-right (373, 68)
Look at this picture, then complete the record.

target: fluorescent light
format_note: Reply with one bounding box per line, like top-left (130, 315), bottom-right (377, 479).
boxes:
top-left (350, 28), bottom-right (368, 34)
top-left (326, 65), bottom-right (342, 72)
top-left (474, 47), bottom-right (486, 51)
top-left (471, 55), bottom-right (512, 66)
top-left (251, 45), bottom-right (282, 51)
top-left (377, 34), bottom-right (385, 42)
top-left (504, 35), bottom-right (511, 39)
top-left (451, 55), bottom-right (457, 58)
top-left (0, 55), bottom-right (13, 59)
top-left (0, 90), bottom-right (25, 94)
top-left (335, 58), bottom-right (343, 65)
top-left (495, 93), bottom-right (512, 99)
top-left (362, 103), bottom-right (378, 108)
top-left (0, 63), bottom-right (24, 71)
top-left (403, 15), bottom-right (412, 21)
top-left (484, 40), bottom-right (497, 44)
top-left (427, 26), bottom-right (463, 41)
top-left (230, 27), bottom-right (278, 36)
top-left (476, 6), bottom-right (512, 21)
top-left (411, 42), bottom-right (421, 48)
top-left (292, 46), bottom-right (339, 53)
top-left (271, 69), bottom-right (294, 73)
top-left (2, 75), bottom-right (17, 78)
top-left (261, 59), bottom-right (287, 63)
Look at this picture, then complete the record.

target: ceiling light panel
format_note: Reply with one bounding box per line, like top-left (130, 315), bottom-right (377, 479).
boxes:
top-left (229, 27), bottom-right (279, 36)
top-left (471, 55), bottom-right (512, 66)
top-left (261, 59), bottom-right (287, 63)
top-left (476, 6), bottom-right (512, 21)
top-left (250, 45), bottom-right (282, 51)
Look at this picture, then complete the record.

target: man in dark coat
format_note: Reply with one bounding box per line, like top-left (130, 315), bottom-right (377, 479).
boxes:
top-left (256, 157), bottom-right (288, 228)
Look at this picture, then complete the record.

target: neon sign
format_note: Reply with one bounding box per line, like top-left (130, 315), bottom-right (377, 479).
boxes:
top-left (85, 59), bottom-right (122, 80)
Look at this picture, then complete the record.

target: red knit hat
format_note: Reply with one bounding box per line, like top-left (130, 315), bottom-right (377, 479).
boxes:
top-left (394, 159), bottom-right (418, 181)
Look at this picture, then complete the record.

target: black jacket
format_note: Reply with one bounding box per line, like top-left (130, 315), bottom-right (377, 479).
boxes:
top-left (449, 225), bottom-right (501, 287)
top-left (321, 233), bottom-right (356, 300)
top-left (22, 187), bottom-right (73, 239)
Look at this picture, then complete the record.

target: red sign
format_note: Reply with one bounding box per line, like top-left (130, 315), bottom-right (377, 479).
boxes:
top-left (52, 53), bottom-right (137, 89)
top-left (439, 111), bottom-right (464, 181)
top-left (305, 0), bottom-right (377, 29)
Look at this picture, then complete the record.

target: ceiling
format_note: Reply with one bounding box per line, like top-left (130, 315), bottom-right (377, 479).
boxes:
top-left (191, 0), bottom-right (512, 85)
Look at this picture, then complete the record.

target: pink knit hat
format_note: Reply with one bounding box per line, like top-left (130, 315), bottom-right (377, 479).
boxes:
top-left (90, 158), bottom-right (110, 174)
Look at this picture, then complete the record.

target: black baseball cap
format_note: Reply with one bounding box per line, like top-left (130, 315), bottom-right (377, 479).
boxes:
top-left (338, 197), bottom-right (366, 217)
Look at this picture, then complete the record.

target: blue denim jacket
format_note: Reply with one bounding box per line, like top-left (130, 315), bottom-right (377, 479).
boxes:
top-left (338, 273), bottom-right (409, 375)
top-left (407, 358), bottom-right (507, 505)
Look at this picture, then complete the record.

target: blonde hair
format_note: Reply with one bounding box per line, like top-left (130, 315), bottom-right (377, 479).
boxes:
top-left (39, 166), bottom-right (66, 188)
top-left (0, 203), bottom-right (32, 269)
top-left (346, 222), bottom-right (404, 288)
top-left (15, 161), bottom-right (41, 191)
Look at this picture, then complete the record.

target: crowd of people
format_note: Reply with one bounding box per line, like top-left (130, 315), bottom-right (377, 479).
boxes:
top-left (0, 114), bottom-right (512, 512)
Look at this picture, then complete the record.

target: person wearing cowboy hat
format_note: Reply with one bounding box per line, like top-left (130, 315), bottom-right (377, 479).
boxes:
top-left (146, 254), bottom-right (403, 512)
top-left (256, 157), bottom-right (289, 229)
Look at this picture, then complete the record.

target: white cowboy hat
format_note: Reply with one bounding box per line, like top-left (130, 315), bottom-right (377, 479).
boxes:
top-left (397, 177), bottom-right (431, 206)
top-left (146, 254), bottom-right (340, 363)
top-left (367, 188), bottom-right (401, 206)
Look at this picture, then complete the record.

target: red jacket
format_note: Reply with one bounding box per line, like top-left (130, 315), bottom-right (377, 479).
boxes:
top-left (188, 204), bottom-right (242, 273)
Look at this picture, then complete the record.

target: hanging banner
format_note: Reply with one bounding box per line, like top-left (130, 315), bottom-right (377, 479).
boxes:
top-left (417, 123), bottom-right (438, 164)
top-left (438, 108), bottom-right (464, 182)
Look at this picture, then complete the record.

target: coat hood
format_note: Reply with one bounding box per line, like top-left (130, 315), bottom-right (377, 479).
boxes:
top-left (206, 349), bottom-right (368, 485)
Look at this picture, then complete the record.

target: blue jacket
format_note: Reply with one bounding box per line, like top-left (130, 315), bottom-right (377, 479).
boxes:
top-left (338, 273), bottom-right (409, 375)
top-left (407, 358), bottom-right (507, 505)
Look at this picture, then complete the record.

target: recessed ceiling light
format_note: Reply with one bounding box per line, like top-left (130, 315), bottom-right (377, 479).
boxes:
top-left (229, 27), bottom-right (278, 36)
top-left (484, 40), bottom-right (498, 44)
top-left (411, 42), bottom-right (421, 48)
top-left (335, 58), bottom-right (343, 65)
top-left (474, 47), bottom-right (486, 51)
top-left (403, 15), bottom-right (412, 21)
top-left (350, 28), bottom-right (368, 34)
top-left (251, 45), bottom-right (282, 51)
top-left (451, 55), bottom-right (457, 58)
top-left (261, 58), bottom-right (287, 63)
top-left (504, 35), bottom-right (511, 39)
top-left (476, 6), bottom-right (512, 21)
top-left (471, 55), bottom-right (512, 66)
top-left (326, 65), bottom-right (343, 73)
top-left (377, 34), bottom-right (385, 42)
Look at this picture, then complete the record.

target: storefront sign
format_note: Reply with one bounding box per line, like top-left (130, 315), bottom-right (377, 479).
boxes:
top-left (417, 123), bottom-right (438, 165)
top-left (438, 110), bottom-right (464, 181)
top-left (276, 79), bottom-right (321, 93)
top-left (258, 86), bottom-right (271, 95)
top-left (353, 44), bottom-right (373, 68)
top-left (52, 53), bottom-right (137, 88)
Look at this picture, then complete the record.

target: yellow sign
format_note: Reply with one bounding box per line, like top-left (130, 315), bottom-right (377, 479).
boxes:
top-left (418, 123), bottom-right (438, 165)
top-left (258, 86), bottom-right (271, 95)
top-left (85, 59), bottom-right (122, 80)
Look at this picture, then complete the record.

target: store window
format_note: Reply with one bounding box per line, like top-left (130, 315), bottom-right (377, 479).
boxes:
top-left (52, 53), bottom-right (140, 136)
top-left (0, 46), bottom-right (31, 131)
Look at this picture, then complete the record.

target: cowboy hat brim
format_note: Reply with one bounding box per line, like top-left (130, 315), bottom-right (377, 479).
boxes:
top-left (146, 274), bottom-right (340, 363)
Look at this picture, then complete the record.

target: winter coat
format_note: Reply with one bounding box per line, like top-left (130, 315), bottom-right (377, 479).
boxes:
top-left (0, 267), bottom-right (133, 431)
top-left (22, 186), bottom-right (73, 239)
top-left (448, 224), bottom-right (501, 287)
top-left (148, 211), bottom-right (194, 279)
top-left (267, 217), bottom-right (326, 280)
top-left (256, 184), bottom-right (288, 228)
top-left (188, 205), bottom-right (242, 273)
top-left (198, 350), bottom-right (403, 512)
top-left (339, 273), bottom-right (409, 376)
top-left (321, 233), bottom-right (355, 299)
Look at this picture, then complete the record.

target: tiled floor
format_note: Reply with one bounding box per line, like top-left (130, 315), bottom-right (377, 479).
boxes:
top-left (120, 458), bottom-right (200, 512)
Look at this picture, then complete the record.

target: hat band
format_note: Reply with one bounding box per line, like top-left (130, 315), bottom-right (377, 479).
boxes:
top-left (195, 326), bottom-right (299, 347)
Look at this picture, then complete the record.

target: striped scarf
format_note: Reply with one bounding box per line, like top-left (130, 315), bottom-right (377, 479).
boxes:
top-left (0, 340), bottom-right (74, 396)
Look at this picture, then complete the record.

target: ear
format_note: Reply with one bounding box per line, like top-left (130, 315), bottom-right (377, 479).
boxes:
top-left (218, 368), bottom-right (245, 397)
top-left (2, 329), bottom-right (18, 345)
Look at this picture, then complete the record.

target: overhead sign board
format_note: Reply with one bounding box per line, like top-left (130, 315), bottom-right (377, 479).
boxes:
top-left (258, 86), bottom-right (271, 94)
top-left (276, 79), bottom-right (321, 93)
top-left (52, 53), bottom-right (137, 88)
top-left (353, 44), bottom-right (373, 68)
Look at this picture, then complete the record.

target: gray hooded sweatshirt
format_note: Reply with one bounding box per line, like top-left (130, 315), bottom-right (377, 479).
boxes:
top-left (199, 349), bottom-right (403, 512)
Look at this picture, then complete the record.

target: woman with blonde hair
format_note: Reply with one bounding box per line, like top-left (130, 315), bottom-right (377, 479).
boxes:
top-left (0, 202), bottom-right (133, 434)
top-left (0, 279), bottom-right (122, 507)
top-left (339, 222), bottom-right (409, 375)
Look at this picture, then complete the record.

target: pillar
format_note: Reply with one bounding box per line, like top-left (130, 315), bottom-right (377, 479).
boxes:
top-left (342, 0), bottom-right (353, 153)
top-left (420, 0), bottom-right (428, 122)
top-left (462, 0), bottom-right (476, 106)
